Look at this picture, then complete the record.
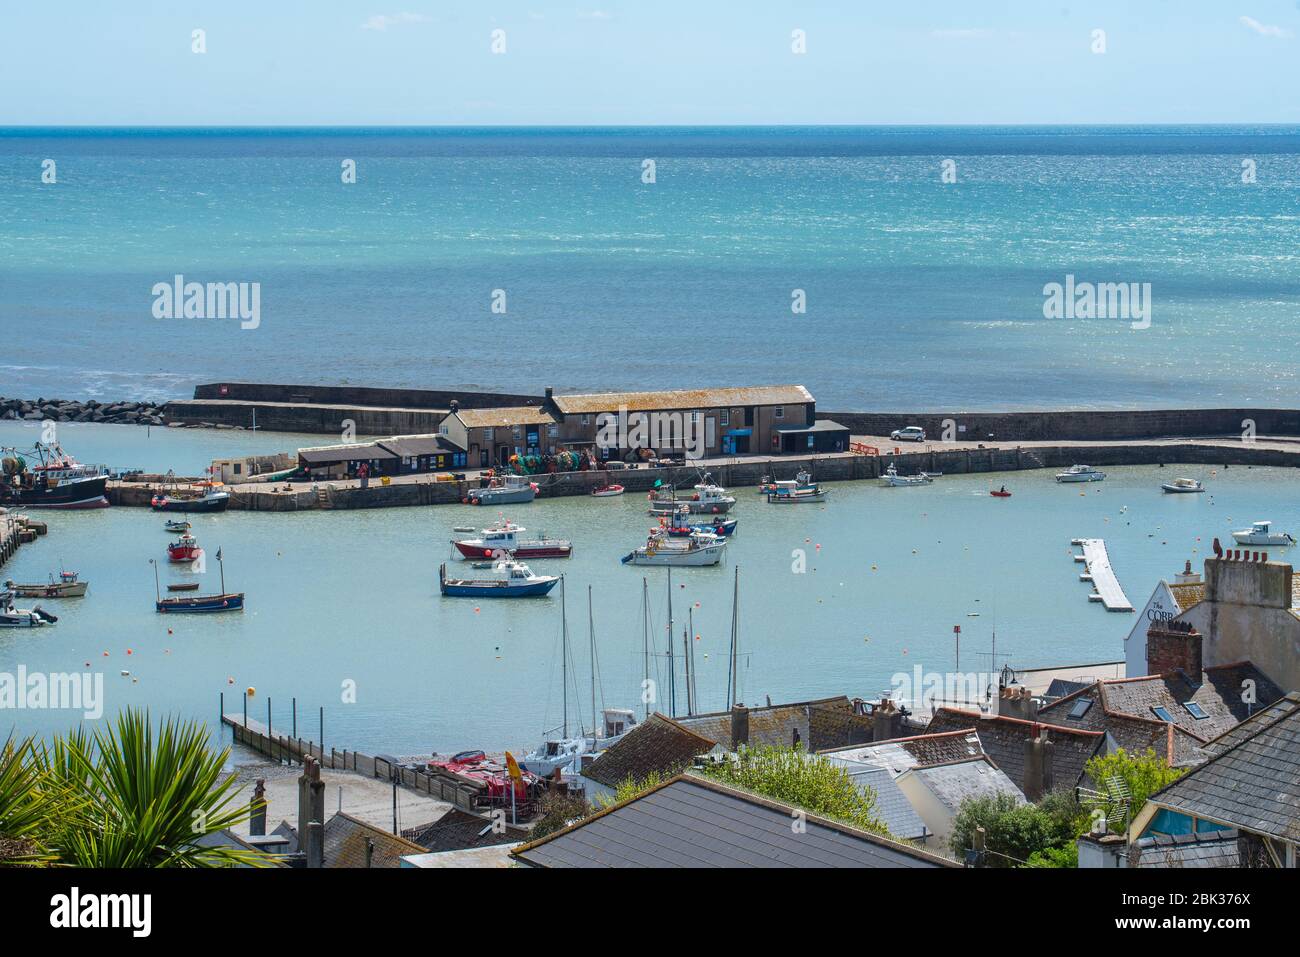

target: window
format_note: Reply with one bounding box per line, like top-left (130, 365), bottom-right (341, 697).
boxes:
top-left (1151, 706), bottom-right (1174, 722)
top-left (233, 463), bottom-right (242, 475)
top-left (581, 414), bottom-right (590, 426)
top-left (807, 435), bottom-right (815, 449)
top-left (1067, 698), bottom-right (1093, 720)
top-left (484, 427), bottom-right (495, 441)
top-left (513, 426), bottom-right (521, 438)
top-left (548, 424), bottom-right (559, 438)
top-left (720, 409), bottom-right (729, 427)
top-left (1184, 702), bottom-right (1208, 720)
top-left (774, 406), bottom-right (784, 419)
top-left (690, 410), bottom-right (700, 422)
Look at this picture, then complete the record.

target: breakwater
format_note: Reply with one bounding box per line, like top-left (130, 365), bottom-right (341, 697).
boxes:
top-left (1, 396), bottom-right (167, 426)
top-left (822, 408), bottom-right (1300, 442)
top-left (106, 440), bottom-right (1300, 511)
top-left (0, 513), bottom-right (48, 569)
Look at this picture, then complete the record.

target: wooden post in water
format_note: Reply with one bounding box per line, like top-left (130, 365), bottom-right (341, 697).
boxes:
top-left (292, 697), bottom-right (297, 738)
top-left (243, 692), bottom-right (248, 728)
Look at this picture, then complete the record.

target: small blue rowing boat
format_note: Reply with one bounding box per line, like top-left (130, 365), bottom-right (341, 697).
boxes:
top-left (439, 561), bottom-right (560, 598)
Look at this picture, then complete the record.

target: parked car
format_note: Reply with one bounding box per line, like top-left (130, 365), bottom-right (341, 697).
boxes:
top-left (890, 426), bottom-right (926, 442)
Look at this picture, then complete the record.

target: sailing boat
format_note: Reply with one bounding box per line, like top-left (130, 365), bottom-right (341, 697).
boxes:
top-left (153, 548), bottom-right (245, 613)
top-left (519, 578), bottom-right (637, 779)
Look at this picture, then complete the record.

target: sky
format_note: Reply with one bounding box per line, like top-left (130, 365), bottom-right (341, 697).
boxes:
top-left (1, 1), bottom-right (1299, 125)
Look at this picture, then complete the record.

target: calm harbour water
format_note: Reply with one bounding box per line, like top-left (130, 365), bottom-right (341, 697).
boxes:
top-left (3, 126), bottom-right (1300, 410)
top-left (2, 422), bottom-right (1295, 755)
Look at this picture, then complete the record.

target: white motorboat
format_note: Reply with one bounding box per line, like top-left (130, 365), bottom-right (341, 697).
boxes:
top-left (766, 478), bottom-right (829, 503)
top-left (1161, 477), bottom-right (1204, 494)
top-left (880, 463), bottom-right (934, 487)
top-left (1232, 521), bottom-right (1295, 547)
top-left (0, 592), bottom-right (56, 627)
top-left (648, 473), bottom-right (736, 514)
top-left (521, 709), bottom-right (639, 778)
top-left (467, 474), bottom-right (537, 506)
top-left (621, 529), bottom-right (726, 566)
top-left (1055, 465), bottom-right (1106, 483)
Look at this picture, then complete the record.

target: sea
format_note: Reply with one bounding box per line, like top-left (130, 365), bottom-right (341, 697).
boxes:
top-left (3, 125), bottom-right (1300, 410)
top-left (3, 126), bottom-right (1300, 755)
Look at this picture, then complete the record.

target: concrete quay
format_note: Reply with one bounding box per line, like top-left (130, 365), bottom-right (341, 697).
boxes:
top-left (0, 512), bottom-right (47, 569)
top-left (105, 435), bottom-right (1300, 512)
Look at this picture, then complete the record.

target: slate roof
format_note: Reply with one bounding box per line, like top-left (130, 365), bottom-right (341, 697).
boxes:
top-left (1130, 829), bottom-right (1241, 868)
top-left (583, 713), bottom-right (717, 788)
top-left (322, 812), bottom-right (426, 868)
top-left (379, 434), bottom-right (464, 457)
top-left (677, 696), bottom-right (854, 752)
top-left (1037, 663), bottom-right (1286, 765)
top-left (551, 385), bottom-right (813, 415)
top-left (1144, 695), bottom-right (1300, 842)
top-left (511, 773), bottom-right (956, 868)
top-left (904, 757), bottom-right (1025, 814)
top-left (840, 765), bottom-right (929, 842)
top-left (1197, 692), bottom-right (1300, 760)
top-left (819, 727), bottom-right (986, 776)
top-left (925, 709), bottom-right (1104, 795)
top-left (401, 808), bottom-right (529, 853)
top-left (298, 441), bottom-right (396, 464)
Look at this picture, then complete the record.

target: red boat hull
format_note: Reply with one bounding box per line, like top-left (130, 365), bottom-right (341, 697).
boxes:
top-left (453, 541), bottom-right (572, 559)
top-left (168, 546), bottom-right (203, 562)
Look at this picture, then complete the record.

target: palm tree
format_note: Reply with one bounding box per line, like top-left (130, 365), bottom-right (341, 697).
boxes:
top-left (3, 709), bottom-right (272, 868)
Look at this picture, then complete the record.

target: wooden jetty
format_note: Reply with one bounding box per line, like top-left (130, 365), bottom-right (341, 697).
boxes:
top-left (1070, 538), bottom-right (1134, 612)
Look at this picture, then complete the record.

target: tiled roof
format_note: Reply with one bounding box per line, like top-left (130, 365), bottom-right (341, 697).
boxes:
top-left (905, 757), bottom-right (1025, 814)
top-left (677, 696), bottom-right (853, 752)
top-left (323, 812), bottom-right (426, 869)
top-left (582, 713), bottom-right (717, 788)
top-left (1168, 581), bottom-right (1205, 610)
top-left (512, 773), bottom-right (956, 868)
top-left (1130, 829), bottom-right (1241, 868)
top-left (925, 709), bottom-right (1103, 795)
top-left (551, 385), bottom-right (813, 415)
top-left (452, 406), bottom-right (556, 428)
top-left (1145, 696), bottom-right (1300, 842)
top-left (401, 808), bottom-right (529, 853)
top-left (819, 727), bottom-right (986, 776)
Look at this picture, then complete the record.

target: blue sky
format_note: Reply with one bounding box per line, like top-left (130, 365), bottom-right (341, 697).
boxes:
top-left (2, 1), bottom-right (1299, 125)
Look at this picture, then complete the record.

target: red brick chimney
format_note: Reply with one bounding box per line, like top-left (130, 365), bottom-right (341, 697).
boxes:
top-left (1146, 619), bottom-right (1202, 680)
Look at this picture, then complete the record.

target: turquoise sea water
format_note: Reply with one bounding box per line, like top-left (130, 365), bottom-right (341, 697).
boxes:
top-left (2, 423), bottom-right (1295, 754)
top-left (2, 126), bottom-right (1300, 409)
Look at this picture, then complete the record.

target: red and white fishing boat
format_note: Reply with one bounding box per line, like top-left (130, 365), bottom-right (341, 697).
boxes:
top-left (591, 484), bottom-right (624, 497)
top-left (167, 534), bottom-right (203, 563)
top-left (451, 522), bottom-right (572, 560)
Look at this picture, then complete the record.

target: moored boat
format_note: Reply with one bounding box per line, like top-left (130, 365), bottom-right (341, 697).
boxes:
top-left (647, 473), bottom-right (735, 515)
top-left (1161, 477), bottom-right (1204, 494)
top-left (1, 443), bottom-right (109, 509)
top-left (990, 486), bottom-right (1012, 498)
top-left (621, 529), bottom-right (726, 566)
top-left (1232, 521), bottom-right (1295, 547)
top-left (1055, 464), bottom-right (1106, 483)
top-left (151, 486), bottom-right (231, 512)
top-left (466, 474), bottom-right (537, 506)
top-left (152, 549), bottom-right (244, 613)
top-left (0, 592), bottom-right (57, 627)
top-left (167, 534), bottom-right (203, 563)
top-left (591, 484), bottom-right (625, 497)
top-left (4, 570), bottom-right (88, 598)
top-left (164, 519), bottom-right (191, 533)
top-left (766, 474), bottom-right (829, 503)
top-left (666, 516), bottom-right (739, 538)
top-left (880, 463), bottom-right (935, 487)
top-left (439, 560), bottom-right (560, 597)
top-left (452, 522), bottom-right (573, 559)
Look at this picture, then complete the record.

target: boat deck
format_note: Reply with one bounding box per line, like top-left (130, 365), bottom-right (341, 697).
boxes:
top-left (1070, 538), bottom-right (1134, 612)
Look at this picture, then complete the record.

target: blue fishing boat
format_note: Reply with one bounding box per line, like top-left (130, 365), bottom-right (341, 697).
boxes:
top-left (439, 561), bottom-right (560, 598)
top-left (666, 517), bottom-right (738, 538)
top-left (150, 549), bottom-right (244, 613)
